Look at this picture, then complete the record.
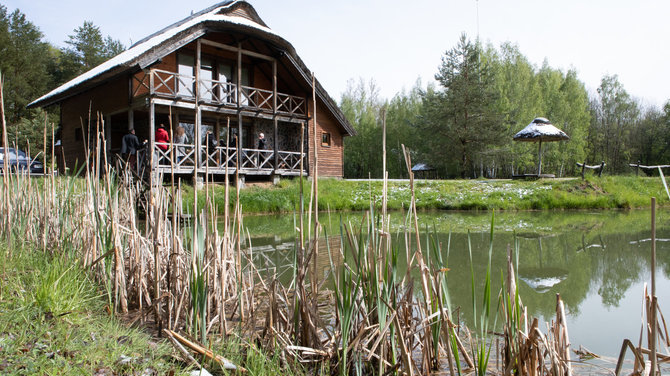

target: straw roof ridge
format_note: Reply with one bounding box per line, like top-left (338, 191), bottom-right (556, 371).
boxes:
top-left (26, 1), bottom-right (355, 136)
top-left (513, 117), bottom-right (569, 142)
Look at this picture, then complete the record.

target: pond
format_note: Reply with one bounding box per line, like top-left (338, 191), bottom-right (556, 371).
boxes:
top-left (239, 209), bottom-right (670, 364)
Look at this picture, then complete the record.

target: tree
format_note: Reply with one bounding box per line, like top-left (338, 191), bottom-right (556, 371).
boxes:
top-left (384, 81), bottom-right (423, 178)
top-left (628, 104), bottom-right (670, 168)
top-left (419, 34), bottom-right (505, 178)
top-left (341, 79), bottom-right (385, 178)
top-left (0, 6), bottom-right (51, 124)
top-left (485, 42), bottom-right (542, 176)
top-left (534, 65), bottom-right (590, 176)
top-left (587, 75), bottom-right (639, 172)
top-left (53, 21), bottom-right (125, 85)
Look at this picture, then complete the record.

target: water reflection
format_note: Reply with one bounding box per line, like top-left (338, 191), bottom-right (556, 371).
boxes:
top-left (239, 209), bottom-right (670, 359)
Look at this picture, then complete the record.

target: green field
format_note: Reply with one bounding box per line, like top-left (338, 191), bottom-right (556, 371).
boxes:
top-left (182, 175), bottom-right (670, 214)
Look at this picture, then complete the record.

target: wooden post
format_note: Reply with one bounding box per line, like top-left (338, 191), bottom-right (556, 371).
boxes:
top-left (598, 161), bottom-right (605, 177)
top-left (195, 40), bottom-right (202, 169)
top-left (149, 69), bottom-right (155, 96)
top-left (272, 59), bottom-right (278, 171)
top-left (148, 99), bottom-right (160, 331)
top-left (636, 160), bottom-right (640, 176)
top-left (580, 161), bottom-right (586, 180)
top-left (537, 140), bottom-right (543, 176)
top-left (214, 118), bottom-right (220, 150)
top-left (311, 72), bottom-right (319, 297)
top-left (105, 115), bottom-right (112, 153)
top-left (651, 197), bottom-right (657, 376)
top-left (149, 102), bottom-right (155, 177)
top-left (237, 43), bottom-right (242, 108)
top-left (236, 43), bottom-right (243, 173)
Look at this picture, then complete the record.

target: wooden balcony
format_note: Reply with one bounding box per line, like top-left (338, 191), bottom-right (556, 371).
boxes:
top-left (132, 69), bottom-right (307, 117)
top-left (152, 142), bottom-right (305, 176)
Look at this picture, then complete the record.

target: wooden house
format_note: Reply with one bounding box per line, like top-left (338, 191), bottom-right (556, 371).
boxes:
top-left (28, 1), bottom-right (355, 181)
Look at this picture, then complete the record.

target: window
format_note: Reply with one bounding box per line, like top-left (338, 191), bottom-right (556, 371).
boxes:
top-left (218, 63), bottom-right (234, 103)
top-left (199, 58), bottom-right (214, 101)
top-left (321, 132), bottom-right (331, 147)
top-left (177, 53), bottom-right (195, 97)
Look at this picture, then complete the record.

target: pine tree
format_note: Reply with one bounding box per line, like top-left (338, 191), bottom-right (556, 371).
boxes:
top-left (420, 34), bottom-right (505, 178)
top-left (52, 21), bottom-right (125, 85)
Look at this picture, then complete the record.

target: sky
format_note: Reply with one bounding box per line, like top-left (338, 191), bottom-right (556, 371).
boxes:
top-left (5, 0), bottom-right (670, 108)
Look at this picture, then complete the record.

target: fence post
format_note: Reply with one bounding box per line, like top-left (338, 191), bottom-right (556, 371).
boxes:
top-left (581, 162), bottom-right (586, 180)
top-left (598, 161), bottom-right (604, 177)
top-left (636, 160), bottom-right (640, 176)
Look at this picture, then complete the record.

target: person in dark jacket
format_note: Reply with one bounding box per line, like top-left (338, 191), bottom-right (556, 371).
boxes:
top-left (256, 132), bottom-right (267, 168)
top-left (120, 129), bottom-right (142, 170)
top-left (204, 130), bottom-right (218, 164)
top-left (257, 132), bottom-right (266, 150)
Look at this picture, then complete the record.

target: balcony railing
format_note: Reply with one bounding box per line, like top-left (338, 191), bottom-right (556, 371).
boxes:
top-left (132, 69), bottom-right (307, 116)
top-left (153, 142), bottom-right (305, 175)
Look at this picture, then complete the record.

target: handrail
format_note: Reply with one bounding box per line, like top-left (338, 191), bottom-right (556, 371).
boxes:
top-left (134, 69), bottom-right (306, 116)
top-left (152, 142), bottom-right (304, 173)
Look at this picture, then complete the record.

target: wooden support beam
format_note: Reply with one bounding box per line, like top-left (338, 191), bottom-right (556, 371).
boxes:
top-left (237, 42), bottom-right (243, 164)
top-left (149, 101), bottom-right (155, 172)
top-left (105, 114), bottom-right (112, 152)
top-left (128, 109), bottom-right (134, 131)
top-left (195, 40), bottom-right (202, 168)
top-left (273, 59), bottom-right (278, 171)
top-left (237, 113), bottom-right (242, 168)
top-left (201, 38), bottom-right (275, 62)
top-left (237, 42), bottom-right (242, 108)
top-left (629, 163), bottom-right (670, 169)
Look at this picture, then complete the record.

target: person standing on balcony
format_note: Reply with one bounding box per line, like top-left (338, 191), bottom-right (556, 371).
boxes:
top-left (257, 132), bottom-right (266, 150)
top-left (121, 128), bottom-right (141, 171)
top-left (204, 130), bottom-right (218, 165)
top-left (155, 124), bottom-right (169, 165)
top-left (174, 126), bottom-right (187, 164)
top-left (257, 132), bottom-right (267, 168)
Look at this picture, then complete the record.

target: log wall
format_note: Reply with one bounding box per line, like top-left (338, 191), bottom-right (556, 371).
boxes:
top-left (307, 98), bottom-right (344, 178)
top-left (60, 77), bottom-right (128, 170)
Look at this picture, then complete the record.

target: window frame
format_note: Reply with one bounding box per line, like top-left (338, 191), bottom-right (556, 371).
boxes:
top-left (321, 132), bottom-right (331, 147)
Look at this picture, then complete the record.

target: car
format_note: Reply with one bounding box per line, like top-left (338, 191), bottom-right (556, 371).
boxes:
top-left (0, 147), bottom-right (44, 174)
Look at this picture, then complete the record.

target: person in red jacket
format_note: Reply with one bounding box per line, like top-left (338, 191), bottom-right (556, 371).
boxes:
top-left (155, 124), bottom-right (170, 165)
top-left (155, 124), bottom-right (169, 151)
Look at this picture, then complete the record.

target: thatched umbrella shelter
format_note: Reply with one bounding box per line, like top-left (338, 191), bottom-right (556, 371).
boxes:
top-left (513, 117), bottom-right (569, 176)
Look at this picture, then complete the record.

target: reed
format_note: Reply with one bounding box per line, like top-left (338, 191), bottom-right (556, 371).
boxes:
top-left (0, 79), bottom-right (604, 375)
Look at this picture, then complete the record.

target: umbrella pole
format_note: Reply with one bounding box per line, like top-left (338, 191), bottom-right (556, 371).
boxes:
top-left (537, 140), bottom-right (543, 176)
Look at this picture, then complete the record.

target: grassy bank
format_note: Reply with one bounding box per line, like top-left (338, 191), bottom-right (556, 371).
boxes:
top-left (182, 175), bottom-right (670, 214)
top-left (0, 242), bottom-right (183, 375)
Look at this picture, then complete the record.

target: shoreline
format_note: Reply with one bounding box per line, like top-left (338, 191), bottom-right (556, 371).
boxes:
top-left (181, 175), bottom-right (670, 214)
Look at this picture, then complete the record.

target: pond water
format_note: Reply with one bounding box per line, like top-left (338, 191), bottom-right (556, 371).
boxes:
top-left (240, 209), bottom-right (670, 363)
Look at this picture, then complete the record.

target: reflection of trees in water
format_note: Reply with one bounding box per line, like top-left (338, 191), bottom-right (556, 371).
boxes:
top-left (592, 232), bottom-right (648, 308)
top-left (242, 209), bottom-right (670, 329)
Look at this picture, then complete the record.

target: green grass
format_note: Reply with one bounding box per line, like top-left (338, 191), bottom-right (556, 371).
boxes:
top-left (182, 175), bottom-right (670, 214)
top-left (215, 335), bottom-right (304, 376)
top-left (0, 243), bottom-right (185, 375)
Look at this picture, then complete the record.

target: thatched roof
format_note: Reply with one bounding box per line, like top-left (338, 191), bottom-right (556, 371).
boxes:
top-left (27, 1), bottom-right (355, 136)
top-left (411, 163), bottom-right (435, 172)
top-left (513, 117), bottom-right (569, 142)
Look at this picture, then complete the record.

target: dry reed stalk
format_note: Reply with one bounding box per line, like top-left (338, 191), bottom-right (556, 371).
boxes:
top-left (0, 73), bottom-right (12, 248)
top-left (650, 197), bottom-right (657, 375)
top-left (220, 117), bottom-right (230, 337)
top-left (42, 112), bottom-right (47, 254)
top-left (310, 72), bottom-right (319, 304)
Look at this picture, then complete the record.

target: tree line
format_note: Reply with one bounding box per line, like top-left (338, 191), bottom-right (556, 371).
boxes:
top-left (342, 34), bottom-right (670, 179)
top-left (0, 5), bottom-right (123, 154)
top-left (1, 6), bottom-right (667, 178)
